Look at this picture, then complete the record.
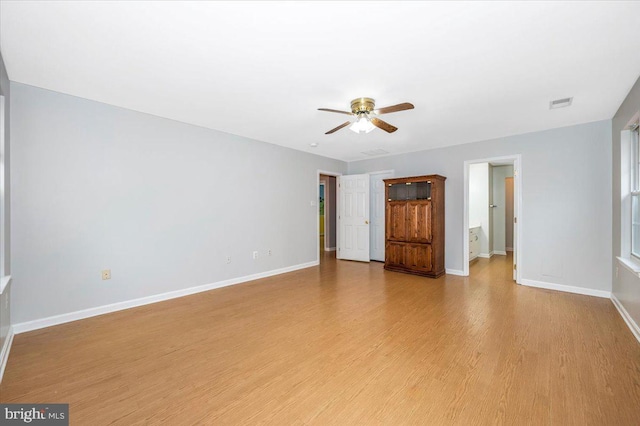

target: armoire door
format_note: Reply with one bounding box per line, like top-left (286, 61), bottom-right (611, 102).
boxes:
top-left (386, 202), bottom-right (407, 241)
top-left (406, 200), bottom-right (432, 243)
top-left (405, 244), bottom-right (433, 273)
top-left (386, 242), bottom-right (406, 268)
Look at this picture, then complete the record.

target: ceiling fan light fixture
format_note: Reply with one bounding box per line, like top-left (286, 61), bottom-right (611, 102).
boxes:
top-left (350, 114), bottom-right (375, 134)
top-left (319, 97), bottom-right (412, 135)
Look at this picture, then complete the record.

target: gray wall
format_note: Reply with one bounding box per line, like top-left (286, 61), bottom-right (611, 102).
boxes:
top-left (10, 83), bottom-right (347, 324)
top-left (0, 49), bottom-right (11, 357)
top-left (612, 75), bottom-right (640, 327)
top-left (349, 120), bottom-right (612, 292)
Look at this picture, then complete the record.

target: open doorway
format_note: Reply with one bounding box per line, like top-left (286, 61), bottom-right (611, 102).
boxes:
top-left (318, 170), bottom-right (341, 263)
top-left (491, 165), bottom-right (514, 256)
top-left (464, 155), bottom-right (521, 282)
top-left (319, 174), bottom-right (337, 254)
top-left (319, 181), bottom-right (326, 250)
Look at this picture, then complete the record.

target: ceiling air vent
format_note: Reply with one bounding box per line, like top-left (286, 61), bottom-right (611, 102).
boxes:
top-left (549, 97), bottom-right (573, 109)
top-left (361, 149), bottom-right (389, 156)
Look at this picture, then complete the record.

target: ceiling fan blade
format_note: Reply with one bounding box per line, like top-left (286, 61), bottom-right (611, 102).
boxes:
top-left (371, 118), bottom-right (398, 133)
top-left (325, 121), bottom-right (351, 134)
top-left (375, 102), bottom-right (414, 115)
top-left (318, 108), bottom-right (353, 116)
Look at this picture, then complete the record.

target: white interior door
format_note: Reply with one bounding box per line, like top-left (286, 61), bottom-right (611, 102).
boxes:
top-left (369, 171), bottom-right (393, 261)
top-left (337, 174), bottom-right (370, 262)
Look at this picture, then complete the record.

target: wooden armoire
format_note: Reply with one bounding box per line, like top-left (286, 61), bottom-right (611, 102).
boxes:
top-left (383, 174), bottom-right (446, 278)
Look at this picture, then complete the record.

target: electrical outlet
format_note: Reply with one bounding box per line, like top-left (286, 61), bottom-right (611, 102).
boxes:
top-left (226, 256), bottom-right (231, 264)
top-left (268, 249), bottom-right (272, 256)
top-left (253, 251), bottom-right (258, 260)
top-left (101, 269), bottom-right (111, 280)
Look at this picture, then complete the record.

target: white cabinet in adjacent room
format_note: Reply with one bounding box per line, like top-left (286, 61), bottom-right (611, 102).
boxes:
top-left (469, 226), bottom-right (480, 261)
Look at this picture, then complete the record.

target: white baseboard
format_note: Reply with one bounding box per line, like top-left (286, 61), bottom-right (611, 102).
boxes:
top-left (478, 253), bottom-right (492, 259)
top-left (611, 293), bottom-right (640, 344)
top-left (0, 325), bottom-right (14, 383)
top-left (506, 247), bottom-right (513, 252)
top-left (325, 247), bottom-right (336, 252)
top-left (520, 278), bottom-right (611, 298)
top-left (446, 269), bottom-right (465, 276)
top-left (13, 261), bottom-right (318, 334)
top-left (493, 250), bottom-right (507, 256)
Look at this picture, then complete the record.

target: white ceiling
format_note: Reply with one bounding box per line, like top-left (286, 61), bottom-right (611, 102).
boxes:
top-left (2, 1), bottom-right (640, 162)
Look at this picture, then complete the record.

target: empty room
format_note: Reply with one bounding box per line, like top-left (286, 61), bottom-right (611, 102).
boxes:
top-left (1, 1), bottom-right (639, 425)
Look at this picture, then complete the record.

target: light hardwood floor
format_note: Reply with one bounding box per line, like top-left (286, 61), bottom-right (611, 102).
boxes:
top-left (2, 253), bottom-right (639, 425)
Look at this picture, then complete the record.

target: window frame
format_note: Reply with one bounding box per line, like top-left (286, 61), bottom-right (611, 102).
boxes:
top-left (0, 94), bottom-right (8, 294)
top-left (631, 124), bottom-right (640, 260)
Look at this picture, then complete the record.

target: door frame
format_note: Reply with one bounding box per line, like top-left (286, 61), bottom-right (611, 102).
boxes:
top-left (463, 155), bottom-right (522, 283)
top-left (503, 176), bottom-right (515, 255)
top-left (319, 181), bottom-right (326, 244)
top-left (317, 170), bottom-right (342, 263)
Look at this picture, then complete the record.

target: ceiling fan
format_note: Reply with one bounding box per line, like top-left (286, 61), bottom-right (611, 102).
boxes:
top-left (318, 97), bottom-right (414, 135)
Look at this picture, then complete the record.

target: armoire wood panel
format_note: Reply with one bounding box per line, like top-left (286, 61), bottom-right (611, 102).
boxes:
top-left (386, 202), bottom-right (408, 241)
top-left (384, 175), bottom-right (445, 278)
top-left (386, 242), bottom-right (407, 268)
top-left (407, 201), bottom-right (432, 243)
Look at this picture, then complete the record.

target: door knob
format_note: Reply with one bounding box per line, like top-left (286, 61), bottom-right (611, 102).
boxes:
top-left (365, 220), bottom-right (369, 224)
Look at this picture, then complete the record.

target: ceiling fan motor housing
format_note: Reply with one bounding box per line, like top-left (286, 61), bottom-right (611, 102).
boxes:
top-left (351, 97), bottom-right (375, 114)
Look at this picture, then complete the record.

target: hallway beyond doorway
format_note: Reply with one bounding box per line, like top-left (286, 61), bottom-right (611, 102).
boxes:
top-left (469, 251), bottom-right (514, 281)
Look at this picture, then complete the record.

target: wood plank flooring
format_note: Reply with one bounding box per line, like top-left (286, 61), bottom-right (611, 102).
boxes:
top-left (1, 253), bottom-right (639, 425)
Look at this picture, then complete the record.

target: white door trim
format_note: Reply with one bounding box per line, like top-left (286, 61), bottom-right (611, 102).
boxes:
top-left (317, 170), bottom-right (342, 263)
top-left (319, 181), bottom-right (326, 240)
top-left (463, 155), bottom-right (522, 283)
top-left (367, 169), bottom-right (395, 175)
